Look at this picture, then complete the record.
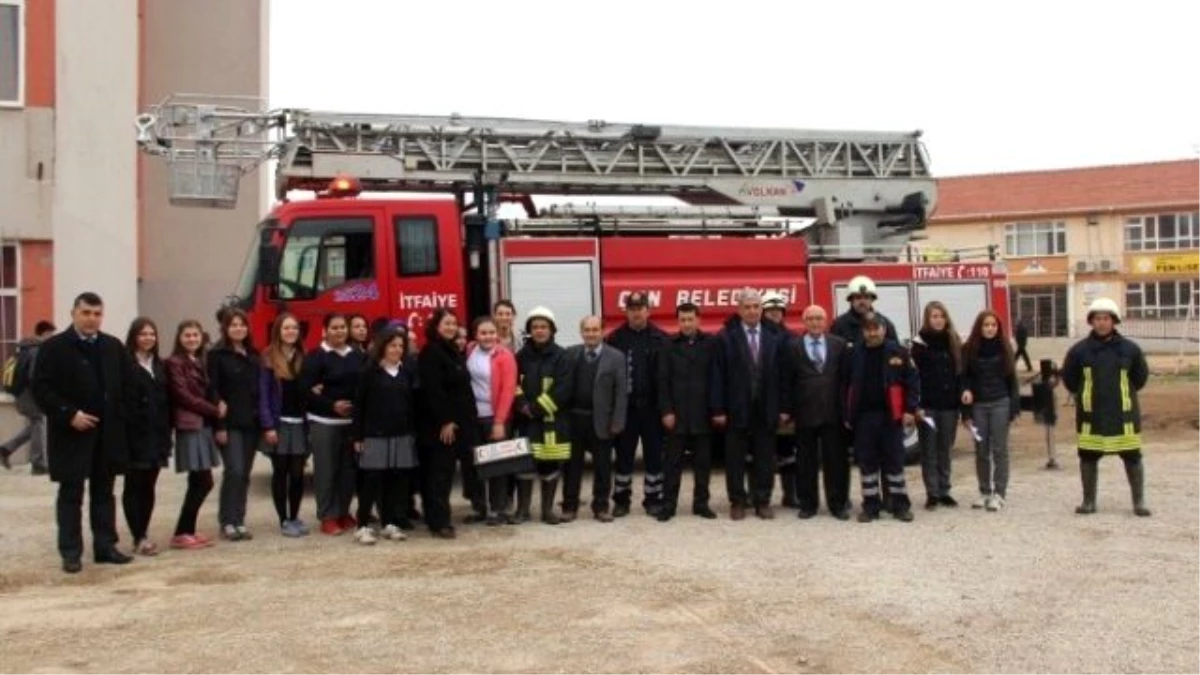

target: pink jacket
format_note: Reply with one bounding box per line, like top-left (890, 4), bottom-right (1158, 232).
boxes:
top-left (466, 342), bottom-right (518, 426)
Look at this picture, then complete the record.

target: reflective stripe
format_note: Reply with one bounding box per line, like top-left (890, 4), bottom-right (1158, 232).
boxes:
top-left (541, 471), bottom-right (561, 482)
top-left (644, 484), bottom-right (663, 495)
top-left (1078, 433), bottom-right (1141, 452)
top-left (538, 376), bottom-right (558, 414)
top-left (1120, 369), bottom-right (1133, 413)
top-left (1077, 367), bottom-right (1140, 452)
top-left (532, 443), bottom-right (570, 461)
top-left (1081, 367), bottom-right (1093, 413)
top-left (778, 456), bottom-right (797, 467)
top-left (861, 472), bottom-right (880, 485)
top-left (645, 473), bottom-right (664, 483)
top-left (886, 473), bottom-right (905, 483)
top-left (615, 473), bottom-right (633, 483)
top-left (862, 486), bottom-right (881, 497)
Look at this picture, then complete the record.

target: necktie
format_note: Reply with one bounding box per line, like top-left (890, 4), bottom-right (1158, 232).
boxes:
top-left (586, 349), bottom-right (597, 363)
top-left (748, 328), bottom-right (759, 363)
top-left (811, 338), bottom-right (824, 371)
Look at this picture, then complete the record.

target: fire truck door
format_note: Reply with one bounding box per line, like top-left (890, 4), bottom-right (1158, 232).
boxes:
top-left (915, 283), bottom-right (989, 340)
top-left (498, 238), bottom-right (600, 349)
top-left (272, 212), bottom-right (390, 345)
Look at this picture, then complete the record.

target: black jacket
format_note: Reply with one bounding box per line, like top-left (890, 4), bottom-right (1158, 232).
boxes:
top-left (910, 330), bottom-right (963, 412)
top-left (605, 321), bottom-right (669, 409)
top-left (963, 339), bottom-right (1020, 421)
top-left (352, 361), bottom-right (416, 441)
top-left (832, 308), bottom-right (900, 346)
top-left (417, 338), bottom-right (477, 440)
top-left (31, 330), bottom-right (141, 482)
top-left (299, 344), bottom-right (366, 421)
top-left (710, 315), bottom-right (789, 430)
top-left (1062, 331), bottom-right (1149, 444)
top-left (207, 343), bottom-right (261, 432)
top-left (786, 332), bottom-right (847, 428)
top-left (656, 331), bottom-right (717, 435)
top-left (129, 355), bottom-right (172, 469)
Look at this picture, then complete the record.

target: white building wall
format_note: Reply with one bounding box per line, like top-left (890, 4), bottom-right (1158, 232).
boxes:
top-left (52, 0), bottom-right (139, 331)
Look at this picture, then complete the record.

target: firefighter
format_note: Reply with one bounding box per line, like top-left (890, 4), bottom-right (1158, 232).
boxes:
top-left (1061, 298), bottom-right (1151, 517)
top-left (513, 307), bottom-right (574, 525)
top-left (606, 291), bottom-right (671, 517)
top-left (843, 312), bottom-right (919, 522)
top-left (831, 276), bottom-right (899, 346)
top-left (762, 291), bottom-right (799, 508)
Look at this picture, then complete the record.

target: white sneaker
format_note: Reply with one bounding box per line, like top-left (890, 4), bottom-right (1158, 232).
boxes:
top-left (354, 526), bottom-right (377, 545)
top-left (382, 524), bottom-right (407, 541)
top-left (972, 494), bottom-right (990, 509)
top-left (987, 496), bottom-right (1005, 512)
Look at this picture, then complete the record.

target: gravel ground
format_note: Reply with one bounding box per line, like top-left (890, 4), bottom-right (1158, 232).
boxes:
top-left (0, 381), bottom-right (1196, 674)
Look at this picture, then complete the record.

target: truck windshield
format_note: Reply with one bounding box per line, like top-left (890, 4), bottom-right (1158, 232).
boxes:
top-left (231, 220), bottom-right (270, 305)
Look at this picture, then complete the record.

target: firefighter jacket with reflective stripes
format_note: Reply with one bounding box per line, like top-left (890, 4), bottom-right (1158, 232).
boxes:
top-left (514, 340), bottom-right (573, 461)
top-left (1062, 331), bottom-right (1149, 452)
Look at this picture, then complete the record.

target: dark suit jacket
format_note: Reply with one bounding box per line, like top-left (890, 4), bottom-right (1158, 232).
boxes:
top-left (564, 343), bottom-right (628, 440)
top-left (31, 329), bottom-right (140, 483)
top-left (710, 318), bottom-right (789, 430)
top-left (787, 332), bottom-right (847, 428)
top-left (657, 331), bottom-right (717, 435)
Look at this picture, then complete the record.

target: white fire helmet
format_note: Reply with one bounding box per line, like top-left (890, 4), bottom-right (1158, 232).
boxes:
top-left (525, 306), bottom-right (558, 333)
top-left (762, 291), bottom-right (787, 310)
top-left (1086, 297), bottom-right (1122, 324)
top-left (846, 275), bottom-right (878, 300)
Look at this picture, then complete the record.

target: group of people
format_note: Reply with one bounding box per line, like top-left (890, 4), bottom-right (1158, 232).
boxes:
top-left (7, 275), bottom-right (1153, 575)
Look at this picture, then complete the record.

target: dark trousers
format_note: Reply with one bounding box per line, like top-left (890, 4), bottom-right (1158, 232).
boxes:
top-left (725, 419), bottom-right (774, 507)
top-left (56, 444), bottom-right (118, 561)
top-left (174, 470), bottom-right (214, 536)
top-left (357, 469), bottom-right (410, 527)
top-left (476, 418), bottom-right (511, 516)
top-left (564, 412), bottom-right (614, 514)
top-left (854, 410), bottom-right (911, 514)
top-left (310, 423), bottom-right (356, 521)
top-left (424, 426), bottom-right (474, 532)
top-left (796, 423), bottom-right (850, 513)
top-left (1078, 449), bottom-right (1142, 465)
top-left (664, 432), bottom-right (712, 512)
top-left (122, 466), bottom-right (161, 542)
top-left (615, 405), bottom-right (665, 509)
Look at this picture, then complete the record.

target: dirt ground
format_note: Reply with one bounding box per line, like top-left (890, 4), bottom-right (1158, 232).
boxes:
top-left (0, 379), bottom-right (1196, 674)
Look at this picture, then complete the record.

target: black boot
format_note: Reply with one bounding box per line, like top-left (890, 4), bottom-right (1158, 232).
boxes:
top-left (512, 479), bottom-right (533, 524)
top-left (540, 477), bottom-right (561, 525)
top-left (1075, 461), bottom-right (1097, 514)
top-left (780, 465), bottom-right (799, 508)
top-left (1125, 461), bottom-right (1152, 517)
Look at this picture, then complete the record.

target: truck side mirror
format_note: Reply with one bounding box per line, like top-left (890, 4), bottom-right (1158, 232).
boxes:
top-left (258, 228), bottom-right (281, 286)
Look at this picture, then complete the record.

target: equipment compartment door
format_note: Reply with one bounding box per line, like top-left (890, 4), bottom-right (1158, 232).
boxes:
top-left (499, 238), bottom-right (600, 348)
top-left (916, 283), bottom-right (989, 340)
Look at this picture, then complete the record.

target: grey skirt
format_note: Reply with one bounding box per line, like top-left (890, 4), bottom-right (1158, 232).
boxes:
top-left (175, 428), bottom-right (221, 473)
top-left (359, 435), bottom-right (418, 470)
top-left (263, 421), bottom-right (308, 456)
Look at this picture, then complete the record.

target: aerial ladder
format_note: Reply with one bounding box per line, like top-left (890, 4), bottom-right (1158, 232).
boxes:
top-left (134, 93), bottom-right (938, 256)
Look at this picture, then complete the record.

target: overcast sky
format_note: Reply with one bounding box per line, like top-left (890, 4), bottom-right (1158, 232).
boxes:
top-left (270, 0), bottom-right (1198, 178)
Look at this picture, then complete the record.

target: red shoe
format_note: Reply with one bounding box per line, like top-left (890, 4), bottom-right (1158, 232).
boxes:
top-left (169, 535), bottom-right (209, 550)
top-left (192, 533), bottom-right (214, 546)
top-left (320, 518), bottom-right (344, 536)
top-left (338, 515), bottom-right (358, 530)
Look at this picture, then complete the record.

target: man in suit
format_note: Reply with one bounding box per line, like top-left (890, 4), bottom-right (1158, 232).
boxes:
top-left (561, 315), bottom-right (628, 523)
top-left (788, 305), bottom-right (851, 520)
top-left (711, 289), bottom-right (791, 520)
top-left (32, 292), bottom-right (141, 573)
top-left (657, 302), bottom-right (718, 521)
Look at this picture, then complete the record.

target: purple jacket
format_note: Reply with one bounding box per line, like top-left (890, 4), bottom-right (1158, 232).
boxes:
top-left (259, 367), bottom-right (284, 431)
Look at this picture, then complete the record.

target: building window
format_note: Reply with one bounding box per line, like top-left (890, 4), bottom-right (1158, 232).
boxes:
top-left (0, 0), bottom-right (23, 107)
top-left (1125, 280), bottom-right (1199, 319)
top-left (1124, 212), bottom-right (1200, 251)
top-left (0, 243), bottom-right (19, 365)
top-left (1004, 221), bottom-right (1067, 257)
top-left (1009, 285), bottom-right (1068, 337)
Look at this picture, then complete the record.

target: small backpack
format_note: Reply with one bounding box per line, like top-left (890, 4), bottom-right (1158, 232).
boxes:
top-left (3, 346), bottom-right (36, 397)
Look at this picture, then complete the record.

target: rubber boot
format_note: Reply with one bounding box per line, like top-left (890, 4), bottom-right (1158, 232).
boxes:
top-left (1124, 461), bottom-right (1152, 517)
top-left (512, 479), bottom-right (534, 524)
top-left (540, 477), bottom-right (561, 525)
top-left (1075, 461), bottom-right (1097, 514)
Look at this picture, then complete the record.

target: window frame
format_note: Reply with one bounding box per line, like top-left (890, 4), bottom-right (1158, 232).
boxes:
top-left (275, 217), bottom-right (375, 301)
top-left (1003, 221), bottom-right (1067, 258)
top-left (1124, 279), bottom-right (1199, 319)
top-left (1123, 212), bottom-right (1200, 252)
top-left (0, 0), bottom-right (25, 109)
top-left (394, 215), bottom-right (441, 277)
top-left (0, 241), bottom-right (22, 368)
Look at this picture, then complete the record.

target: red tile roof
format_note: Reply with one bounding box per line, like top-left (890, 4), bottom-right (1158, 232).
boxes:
top-left (931, 159), bottom-right (1199, 223)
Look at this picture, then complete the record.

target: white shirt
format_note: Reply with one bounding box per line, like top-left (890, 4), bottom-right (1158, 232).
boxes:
top-left (468, 347), bottom-right (494, 418)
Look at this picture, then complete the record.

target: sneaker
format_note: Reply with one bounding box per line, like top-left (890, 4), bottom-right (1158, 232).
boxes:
top-left (354, 526), bottom-right (377, 545)
top-left (381, 524), bottom-right (408, 541)
top-left (291, 519), bottom-right (311, 536)
top-left (221, 525), bottom-right (242, 541)
top-left (170, 535), bottom-right (209, 550)
top-left (320, 518), bottom-right (344, 536)
top-left (236, 526), bottom-right (253, 541)
top-left (987, 496), bottom-right (1004, 512)
top-left (135, 539), bottom-right (160, 556)
top-left (192, 533), bottom-right (214, 546)
top-left (281, 521), bottom-right (304, 538)
top-left (972, 494), bottom-right (990, 510)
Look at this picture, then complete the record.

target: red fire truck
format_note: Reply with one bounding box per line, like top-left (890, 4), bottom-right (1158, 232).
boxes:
top-left (135, 96), bottom-right (1007, 346)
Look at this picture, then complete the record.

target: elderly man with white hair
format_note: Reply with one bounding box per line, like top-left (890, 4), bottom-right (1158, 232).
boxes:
top-left (710, 288), bottom-right (791, 520)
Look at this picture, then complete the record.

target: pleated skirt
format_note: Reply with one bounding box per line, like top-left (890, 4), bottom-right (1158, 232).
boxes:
top-left (174, 428), bottom-right (221, 473)
top-left (359, 435), bottom-right (418, 470)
